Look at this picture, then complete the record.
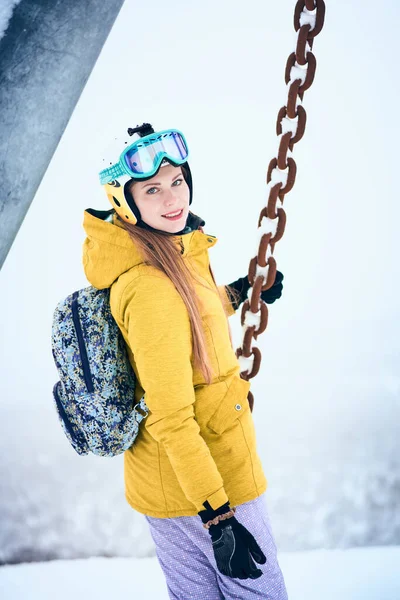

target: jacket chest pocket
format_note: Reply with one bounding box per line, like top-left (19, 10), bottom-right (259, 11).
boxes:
top-left (207, 375), bottom-right (251, 435)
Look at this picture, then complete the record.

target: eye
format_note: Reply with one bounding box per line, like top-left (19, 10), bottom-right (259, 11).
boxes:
top-left (145, 178), bottom-right (183, 196)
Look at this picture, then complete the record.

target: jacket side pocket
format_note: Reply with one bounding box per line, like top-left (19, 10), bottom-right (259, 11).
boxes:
top-left (207, 375), bottom-right (251, 435)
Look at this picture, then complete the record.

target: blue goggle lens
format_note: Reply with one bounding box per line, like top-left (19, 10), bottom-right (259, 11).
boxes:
top-left (124, 131), bottom-right (188, 175)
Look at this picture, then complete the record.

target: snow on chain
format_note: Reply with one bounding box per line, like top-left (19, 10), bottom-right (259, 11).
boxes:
top-left (299, 6), bottom-right (317, 31)
top-left (252, 215), bottom-right (279, 262)
top-left (279, 115), bottom-right (299, 138)
top-left (269, 156), bottom-right (290, 189)
top-left (244, 306), bottom-right (262, 329)
top-left (248, 264), bottom-right (271, 294)
top-left (289, 63), bottom-right (308, 86)
top-left (238, 350), bottom-right (255, 375)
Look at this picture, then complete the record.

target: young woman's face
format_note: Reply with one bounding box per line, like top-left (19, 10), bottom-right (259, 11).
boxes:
top-left (129, 164), bottom-right (190, 233)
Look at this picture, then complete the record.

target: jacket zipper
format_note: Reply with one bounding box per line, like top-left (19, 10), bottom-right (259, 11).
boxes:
top-left (71, 291), bottom-right (94, 393)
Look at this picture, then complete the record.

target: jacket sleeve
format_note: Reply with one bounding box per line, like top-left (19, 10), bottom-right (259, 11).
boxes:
top-left (120, 274), bottom-right (230, 512)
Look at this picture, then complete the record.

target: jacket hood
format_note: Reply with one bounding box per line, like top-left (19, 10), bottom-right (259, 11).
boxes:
top-left (82, 208), bottom-right (217, 289)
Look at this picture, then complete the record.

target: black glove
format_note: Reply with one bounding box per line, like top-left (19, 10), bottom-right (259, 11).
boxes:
top-left (198, 500), bottom-right (266, 579)
top-left (226, 270), bottom-right (284, 311)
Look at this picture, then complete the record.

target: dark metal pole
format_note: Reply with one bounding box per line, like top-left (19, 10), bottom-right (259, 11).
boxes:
top-left (0, 0), bottom-right (125, 269)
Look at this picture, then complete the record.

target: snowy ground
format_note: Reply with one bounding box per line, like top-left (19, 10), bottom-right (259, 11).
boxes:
top-left (1, 547), bottom-right (399, 600)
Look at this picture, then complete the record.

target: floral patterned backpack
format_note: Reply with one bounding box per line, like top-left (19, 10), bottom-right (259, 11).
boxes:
top-left (51, 286), bottom-right (149, 456)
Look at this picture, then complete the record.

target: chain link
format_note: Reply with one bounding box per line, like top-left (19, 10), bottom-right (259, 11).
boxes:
top-left (236, 0), bottom-right (326, 412)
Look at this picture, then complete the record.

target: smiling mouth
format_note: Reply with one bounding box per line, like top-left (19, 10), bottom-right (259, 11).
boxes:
top-left (162, 209), bottom-right (184, 219)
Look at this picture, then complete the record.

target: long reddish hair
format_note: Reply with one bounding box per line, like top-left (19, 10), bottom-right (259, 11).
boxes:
top-left (118, 216), bottom-right (241, 384)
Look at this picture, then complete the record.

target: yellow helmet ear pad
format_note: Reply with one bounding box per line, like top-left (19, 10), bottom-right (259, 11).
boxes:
top-left (103, 180), bottom-right (138, 225)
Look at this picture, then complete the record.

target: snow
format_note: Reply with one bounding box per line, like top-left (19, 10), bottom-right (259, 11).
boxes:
top-left (0, 0), bottom-right (21, 40)
top-left (1, 547), bottom-right (399, 600)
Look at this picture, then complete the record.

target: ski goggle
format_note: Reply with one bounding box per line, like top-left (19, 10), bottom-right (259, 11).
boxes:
top-left (99, 129), bottom-right (189, 185)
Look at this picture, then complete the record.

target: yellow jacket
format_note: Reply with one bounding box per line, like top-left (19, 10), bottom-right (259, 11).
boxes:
top-left (82, 208), bottom-right (267, 518)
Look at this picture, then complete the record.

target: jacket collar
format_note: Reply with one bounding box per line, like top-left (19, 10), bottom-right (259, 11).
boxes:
top-left (82, 208), bottom-right (217, 289)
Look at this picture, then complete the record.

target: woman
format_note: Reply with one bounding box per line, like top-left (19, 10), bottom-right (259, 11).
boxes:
top-left (82, 123), bottom-right (288, 599)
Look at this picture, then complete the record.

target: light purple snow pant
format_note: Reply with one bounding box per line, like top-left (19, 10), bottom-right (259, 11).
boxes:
top-left (145, 493), bottom-right (288, 600)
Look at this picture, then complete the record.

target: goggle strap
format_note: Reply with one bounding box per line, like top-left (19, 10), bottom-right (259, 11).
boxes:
top-left (99, 163), bottom-right (126, 185)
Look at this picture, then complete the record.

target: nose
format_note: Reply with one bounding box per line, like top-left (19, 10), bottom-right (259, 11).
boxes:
top-left (163, 188), bottom-right (178, 207)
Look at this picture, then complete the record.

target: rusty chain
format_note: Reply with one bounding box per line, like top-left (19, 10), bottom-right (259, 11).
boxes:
top-left (235, 0), bottom-right (326, 412)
